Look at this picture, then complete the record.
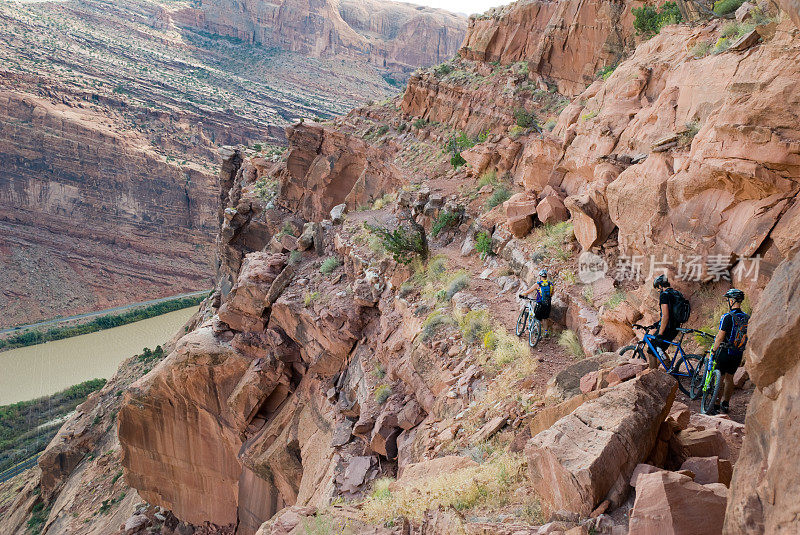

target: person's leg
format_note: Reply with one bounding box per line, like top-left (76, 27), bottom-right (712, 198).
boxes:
top-left (720, 374), bottom-right (735, 412)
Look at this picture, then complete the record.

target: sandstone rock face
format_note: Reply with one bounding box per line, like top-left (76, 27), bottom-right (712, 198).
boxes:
top-left (275, 123), bottom-right (404, 221)
top-left (459, 0), bottom-right (638, 97)
top-left (629, 470), bottom-right (728, 535)
top-left (725, 251), bottom-right (800, 534)
top-left (526, 370), bottom-right (677, 515)
top-left (179, 0), bottom-right (466, 76)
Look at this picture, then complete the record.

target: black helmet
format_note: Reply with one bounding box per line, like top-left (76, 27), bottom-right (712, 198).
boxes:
top-left (653, 274), bottom-right (669, 289)
top-left (724, 289), bottom-right (745, 303)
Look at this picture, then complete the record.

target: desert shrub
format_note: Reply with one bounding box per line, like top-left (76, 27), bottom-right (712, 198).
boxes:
top-left (451, 152), bottom-right (467, 169)
top-left (434, 62), bottom-right (454, 77)
top-left (475, 231), bottom-right (493, 258)
top-left (320, 257), bottom-right (341, 274)
top-left (375, 125), bottom-right (389, 137)
top-left (486, 187), bottom-right (512, 209)
top-left (632, 2), bottom-right (682, 38)
top-left (288, 250), bottom-right (302, 265)
top-left (604, 290), bottom-right (626, 310)
top-left (679, 121), bottom-right (700, 146)
top-left (580, 109), bottom-right (598, 122)
top-left (432, 210), bottom-right (460, 237)
top-left (27, 502), bottom-right (51, 535)
top-left (366, 220), bottom-right (428, 265)
top-left (253, 178), bottom-right (279, 203)
top-left (713, 36), bottom-right (732, 54)
top-left (443, 271), bottom-right (470, 301)
top-left (373, 362), bottom-right (386, 379)
top-left (597, 64), bottom-right (616, 80)
top-left (477, 170), bottom-right (497, 189)
top-left (371, 477), bottom-right (394, 500)
top-left (543, 118), bottom-right (557, 132)
top-left (458, 310), bottom-right (492, 344)
top-left (303, 291), bottom-right (319, 307)
top-left (372, 193), bottom-right (396, 210)
top-left (301, 513), bottom-right (335, 535)
top-left (689, 41), bottom-right (712, 58)
top-left (422, 310), bottom-right (455, 341)
top-left (513, 108), bottom-right (536, 128)
top-left (582, 286), bottom-right (594, 304)
top-left (509, 125), bottom-right (527, 139)
top-left (360, 453), bottom-right (525, 523)
top-left (413, 117), bottom-right (427, 129)
top-left (490, 329), bottom-right (529, 366)
top-left (558, 330), bottom-right (584, 359)
top-left (713, 0), bottom-right (746, 15)
top-left (375, 384), bottom-right (392, 404)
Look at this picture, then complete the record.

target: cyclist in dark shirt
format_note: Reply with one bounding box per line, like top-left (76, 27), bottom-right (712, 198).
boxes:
top-left (709, 289), bottom-right (749, 415)
top-left (648, 275), bottom-right (678, 370)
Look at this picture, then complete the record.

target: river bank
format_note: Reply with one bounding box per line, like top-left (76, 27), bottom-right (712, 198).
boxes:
top-left (0, 291), bottom-right (208, 352)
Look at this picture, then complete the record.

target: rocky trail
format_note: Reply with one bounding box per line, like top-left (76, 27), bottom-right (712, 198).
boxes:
top-left (2, 0), bottom-right (799, 534)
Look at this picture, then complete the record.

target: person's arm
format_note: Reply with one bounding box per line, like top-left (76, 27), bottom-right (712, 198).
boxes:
top-left (520, 284), bottom-right (536, 297)
top-left (659, 303), bottom-right (669, 336)
top-left (712, 314), bottom-right (732, 352)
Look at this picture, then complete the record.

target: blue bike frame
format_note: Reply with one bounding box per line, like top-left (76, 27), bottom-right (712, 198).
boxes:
top-left (641, 332), bottom-right (697, 379)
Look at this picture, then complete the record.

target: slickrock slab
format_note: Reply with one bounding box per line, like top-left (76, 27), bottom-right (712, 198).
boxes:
top-left (526, 370), bottom-right (677, 515)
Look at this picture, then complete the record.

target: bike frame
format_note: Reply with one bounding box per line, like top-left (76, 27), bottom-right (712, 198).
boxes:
top-left (639, 331), bottom-right (697, 379)
top-left (702, 351), bottom-right (718, 390)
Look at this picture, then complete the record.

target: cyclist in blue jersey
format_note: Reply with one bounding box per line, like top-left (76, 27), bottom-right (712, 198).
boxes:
top-left (520, 269), bottom-right (554, 337)
top-left (708, 289), bottom-right (749, 415)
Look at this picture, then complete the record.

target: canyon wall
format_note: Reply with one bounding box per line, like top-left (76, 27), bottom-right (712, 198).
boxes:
top-left (0, 89), bottom-right (215, 327)
top-left (175, 0), bottom-right (466, 77)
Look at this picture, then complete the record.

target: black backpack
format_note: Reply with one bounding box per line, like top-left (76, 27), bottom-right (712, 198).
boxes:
top-left (665, 288), bottom-right (691, 325)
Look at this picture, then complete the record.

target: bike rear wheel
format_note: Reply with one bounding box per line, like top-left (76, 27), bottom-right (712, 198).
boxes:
top-left (689, 356), bottom-right (707, 400)
top-left (516, 309), bottom-right (528, 336)
top-left (672, 354), bottom-right (702, 397)
top-left (701, 369), bottom-right (722, 414)
top-left (529, 318), bottom-right (542, 348)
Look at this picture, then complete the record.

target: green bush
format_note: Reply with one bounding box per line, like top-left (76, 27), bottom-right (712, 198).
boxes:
top-left (444, 272), bottom-right (470, 301)
top-left (375, 125), bottom-right (390, 137)
top-left (366, 220), bottom-right (428, 265)
top-left (320, 257), bottom-right (341, 274)
top-left (632, 2), bottom-right (682, 38)
top-left (413, 117), bottom-right (427, 129)
top-left (375, 384), bottom-right (392, 404)
top-left (435, 63), bottom-right (454, 77)
top-left (689, 41), bottom-right (712, 58)
top-left (713, 0), bottom-right (746, 15)
top-left (422, 310), bottom-right (455, 341)
top-left (451, 152), bottom-right (467, 169)
top-left (596, 64), bottom-right (617, 80)
top-left (558, 330), bottom-right (584, 359)
top-left (475, 231), bottom-right (493, 259)
top-left (432, 210), bottom-right (460, 237)
top-left (513, 108), bottom-right (536, 128)
top-left (459, 310), bottom-right (492, 344)
top-left (486, 187), bottom-right (512, 209)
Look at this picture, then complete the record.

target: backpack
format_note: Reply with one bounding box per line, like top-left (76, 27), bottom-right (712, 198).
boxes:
top-left (664, 288), bottom-right (691, 326)
top-left (728, 310), bottom-right (750, 351)
top-left (538, 280), bottom-right (552, 304)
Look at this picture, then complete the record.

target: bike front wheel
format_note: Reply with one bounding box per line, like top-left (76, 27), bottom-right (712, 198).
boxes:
top-left (689, 356), bottom-right (707, 400)
top-left (672, 354), bottom-right (702, 397)
top-left (619, 344), bottom-right (645, 361)
top-left (516, 309), bottom-right (529, 336)
top-left (529, 318), bottom-right (542, 348)
top-left (701, 369), bottom-right (722, 414)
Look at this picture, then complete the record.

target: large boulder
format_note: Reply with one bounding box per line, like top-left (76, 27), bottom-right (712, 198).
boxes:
top-left (536, 195), bottom-right (569, 225)
top-left (629, 470), bottom-right (728, 535)
top-left (725, 252), bottom-right (800, 534)
top-left (218, 252), bottom-right (286, 332)
top-left (564, 194), bottom-right (615, 251)
top-left (526, 370), bottom-right (677, 515)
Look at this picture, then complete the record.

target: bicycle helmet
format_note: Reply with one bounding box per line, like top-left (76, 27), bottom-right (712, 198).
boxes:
top-left (724, 288), bottom-right (745, 303)
top-left (653, 274), bottom-right (669, 289)
top-left (539, 269), bottom-right (548, 278)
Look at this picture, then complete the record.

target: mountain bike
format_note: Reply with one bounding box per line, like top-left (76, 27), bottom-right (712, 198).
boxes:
top-left (618, 323), bottom-right (708, 396)
top-left (516, 296), bottom-right (542, 348)
top-left (690, 342), bottom-right (729, 414)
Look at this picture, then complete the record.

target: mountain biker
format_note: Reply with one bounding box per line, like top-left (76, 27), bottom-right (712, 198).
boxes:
top-left (708, 289), bottom-right (749, 415)
top-left (519, 269), bottom-right (553, 337)
top-left (648, 274), bottom-right (682, 370)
